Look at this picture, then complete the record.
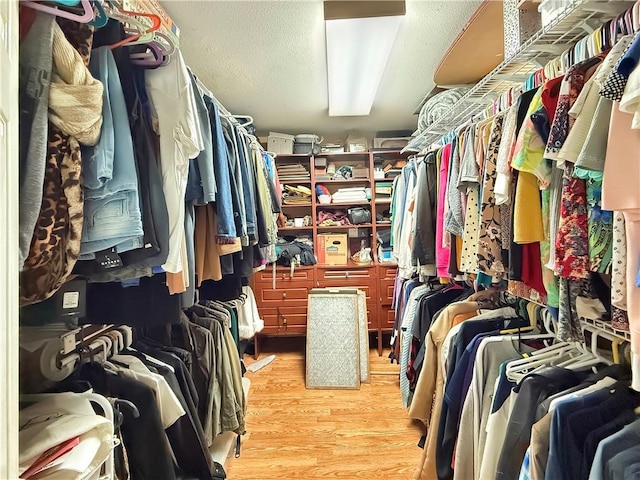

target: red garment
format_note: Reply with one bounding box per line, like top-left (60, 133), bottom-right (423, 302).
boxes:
top-left (555, 166), bottom-right (590, 280)
top-left (521, 242), bottom-right (547, 298)
top-left (19, 5), bottom-right (37, 42)
top-left (541, 76), bottom-right (563, 123)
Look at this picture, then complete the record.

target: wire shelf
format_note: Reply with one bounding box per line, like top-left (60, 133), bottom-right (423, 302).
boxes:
top-left (581, 317), bottom-right (632, 342)
top-left (414, 0), bottom-right (635, 145)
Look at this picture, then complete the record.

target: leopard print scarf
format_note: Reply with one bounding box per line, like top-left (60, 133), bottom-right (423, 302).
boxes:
top-left (20, 19), bottom-right (95, 306)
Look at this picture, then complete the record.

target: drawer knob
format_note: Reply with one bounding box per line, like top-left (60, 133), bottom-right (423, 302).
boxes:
top-left (282, 292), bottom-right (287, 298)
top-left (283, 318), bottom-right (287, 325)
top-left (345, 271), bottom-right (350, 278)
top-left (282, 273), bottom-right (286, 279)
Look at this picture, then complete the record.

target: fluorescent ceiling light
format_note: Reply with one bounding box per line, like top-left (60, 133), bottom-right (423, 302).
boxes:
top-left (326, 15), bottom-right (403, 117)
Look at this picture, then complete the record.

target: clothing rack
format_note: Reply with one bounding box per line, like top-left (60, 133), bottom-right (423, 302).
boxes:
top-left (406, 0), bottom-right (637, 149)
top-left (395, 1), bottom-right (637, 354)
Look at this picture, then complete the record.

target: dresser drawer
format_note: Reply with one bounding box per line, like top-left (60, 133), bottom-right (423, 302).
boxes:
top-left (379, 279), bottom-right (395, 305)
top-left (317, 267), bottom-right (373, 281)
top-left (381, 306), bottom-right (395, 329)
top-left (254, 267), bottom-right (314, 284)
top-left (260, 306), bottom-right (307, 335)
top-left (378, 265), bottom-right (398, 281)
top-left (256, 284), bottom-right (313, 307)
top-left (315, 281), bottom-right (376, 302)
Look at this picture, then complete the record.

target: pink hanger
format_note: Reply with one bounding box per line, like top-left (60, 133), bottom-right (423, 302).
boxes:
top-left (20, 0), bottom-right (94, 22)
top-left (130, 42), bottom-right (165, 68)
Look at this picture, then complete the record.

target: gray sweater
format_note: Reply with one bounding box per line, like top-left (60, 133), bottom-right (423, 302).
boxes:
top-left (18, 12), bottom-right (54, 268)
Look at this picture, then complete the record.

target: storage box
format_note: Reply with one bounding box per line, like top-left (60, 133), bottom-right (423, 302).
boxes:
top-left (317, 233), bottom-right (348, 265)
top-left (373, 137), bottom-right (411, 150)
top-left (538, 0), bottom-right (572, 27)
top-left (268, 132), bottom-right (295, 154)
top-left (294, 142), bottom-right (315, 154)
top-left (375, 182), bottom-right (393, 195)
top-left (346, 133), bottom-right (369, 152)
top-left (348, 227), bottom-right (369, 239)
top-left (352, 166), bottom-right (369, 179)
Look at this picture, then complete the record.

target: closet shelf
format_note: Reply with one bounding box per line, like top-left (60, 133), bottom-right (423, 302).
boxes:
top-left (581, 318), bottom-right (631, 343)
top-left (279, 226), bottom-right (313, 231)
top-left (316, 201), bottom-right (370, 207)
top-left (318, 179), bottom-right (371, 184)
top-left (410, 0), bottom-right (633, 147)
top-left (316, 224), bottom-right (373, 229)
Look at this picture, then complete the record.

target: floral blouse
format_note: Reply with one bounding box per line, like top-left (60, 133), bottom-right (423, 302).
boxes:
top-left (545, 56), bottom-right (604, 161)
top-left (477, 115), bottom-right (506, 279)
top-left (555, 164), bottom-right (590, 280)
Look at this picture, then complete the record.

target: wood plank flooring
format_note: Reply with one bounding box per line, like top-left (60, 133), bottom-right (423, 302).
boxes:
top-left (226, 336), bottom-right (424, 479)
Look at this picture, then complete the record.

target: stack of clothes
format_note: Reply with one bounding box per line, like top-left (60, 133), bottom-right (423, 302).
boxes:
top-left (276, 163), bottom-right (310, 182)
top-left (317, 210), bottom-right (350, 226)
top-left (282, 185), bottom-right (312, 205)
top-left (332, 187), bottom-right (368, 204)
top-left (275, 236), bottom-right (315, 266)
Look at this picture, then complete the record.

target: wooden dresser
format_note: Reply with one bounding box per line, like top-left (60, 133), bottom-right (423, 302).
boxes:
top-left (252, 264), bottom-right (397, 356)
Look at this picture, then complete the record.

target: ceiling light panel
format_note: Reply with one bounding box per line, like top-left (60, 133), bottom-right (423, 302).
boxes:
top-left (326, 15), bottom-right (403, 116)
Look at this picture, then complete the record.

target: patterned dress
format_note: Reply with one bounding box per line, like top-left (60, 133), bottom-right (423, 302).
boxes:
top-left (555, 166), bottom-right (590, 280)
top-left (477, 115), bottom-right (506, 279)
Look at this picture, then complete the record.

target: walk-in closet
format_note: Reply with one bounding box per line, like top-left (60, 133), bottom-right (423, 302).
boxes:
top-left (4, 0), bottom-right (640, 479)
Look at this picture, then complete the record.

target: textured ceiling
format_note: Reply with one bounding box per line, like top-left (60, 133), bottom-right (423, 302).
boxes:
top-left (162, 0), bottom-right (482, 138)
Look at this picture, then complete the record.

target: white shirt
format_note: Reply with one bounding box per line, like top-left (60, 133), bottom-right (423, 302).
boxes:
top-left (145, 51), bottom-right (204, 273)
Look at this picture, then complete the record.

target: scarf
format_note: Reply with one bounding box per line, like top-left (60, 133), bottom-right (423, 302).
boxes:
top-left (48, 21), bottom-right (103, 145)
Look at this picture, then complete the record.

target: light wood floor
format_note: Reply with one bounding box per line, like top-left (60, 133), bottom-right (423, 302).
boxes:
top-left (226, 336), bottom-right (424, 479)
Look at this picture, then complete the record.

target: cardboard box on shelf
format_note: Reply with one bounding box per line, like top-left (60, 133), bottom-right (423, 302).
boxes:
top-left (317, 233), bottom-right (348, 265)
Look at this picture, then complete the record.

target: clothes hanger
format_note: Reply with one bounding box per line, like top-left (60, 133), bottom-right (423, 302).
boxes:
top-left (505, 340), bottom-right (578, 382)
top-left (130, 42), bottom-right (165, 68)
top-left (105, 331), bottom-right (119, 357)
top-left (107, 329), bottom-right (124, 355)
top-left (558, 325), bottom-right (617, 369)
top-left (105, 4), bottom-right (161, 49)
top-left (234, 115), bottom-right (254, 127)
top-left (150, 31), bottom-right (176, 56)
top-left (113, 398), bottom-right (140, 419)
top-left (125, 344), bottom-right (176, 373)
top-left (117, 325), bottom-right (133, 349)
top-left (442, 280), bottom-right (464, 293)
top-left (21, 0), bottom-right (95, 22)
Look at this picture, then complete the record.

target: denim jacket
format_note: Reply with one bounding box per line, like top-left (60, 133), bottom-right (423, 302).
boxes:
top-left (185, 72), bottom-right (216, 205)
top-left (80, 47), bottom-right (143, 258)
top-left (235, 129), bottom-right (257, 241)
top-left (204, 97), bottom-right (242, 243)
top-left (222, 119), bottom-right (247, 242)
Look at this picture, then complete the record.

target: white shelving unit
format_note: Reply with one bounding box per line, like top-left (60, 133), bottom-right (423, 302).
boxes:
top-left (408, 0), bottom-right (635, 148)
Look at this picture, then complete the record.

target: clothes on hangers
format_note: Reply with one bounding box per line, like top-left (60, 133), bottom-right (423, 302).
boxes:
top-left (18, 12), bottom-right (280, 309)
top-left (397, 23), bottom-right (640, 480)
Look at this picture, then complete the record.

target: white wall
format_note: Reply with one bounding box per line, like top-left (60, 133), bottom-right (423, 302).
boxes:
top-left (1, 0), bottom-right (20, 478)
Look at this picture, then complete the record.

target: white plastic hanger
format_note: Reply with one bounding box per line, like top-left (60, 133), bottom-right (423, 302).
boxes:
top-left (505, 340), bottom-right (578, 382)
top-left (559, 325), bottom-right (615, 370)
top-left (117, 325), bottom-right (133, 349)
